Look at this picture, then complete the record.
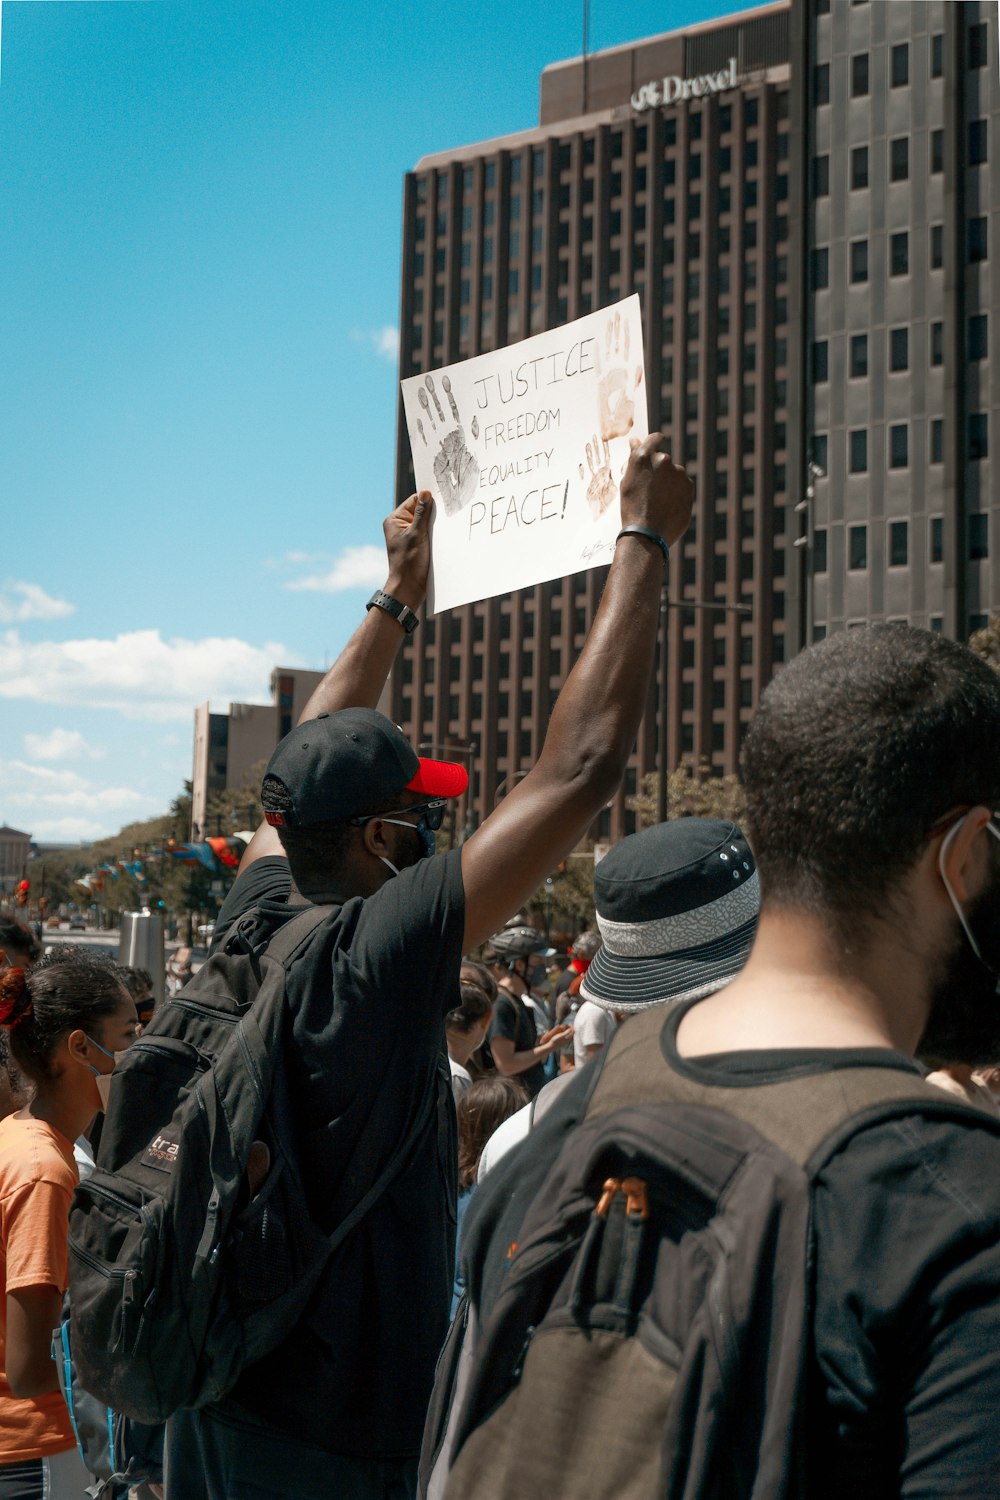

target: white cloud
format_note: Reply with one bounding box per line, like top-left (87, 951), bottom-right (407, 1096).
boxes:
top-left (352, 326), bottom-right (399, 365)
top-left (0, 629), bottom-right (293, 722)
top-left (2, 759), bottom-right (150, 843)
top-left (0, 582), bottom-right (75, 624)
top-left (28, 817), bottom-right (106, 844)
top-left (286, 545), bottom-right (386, 594)
top-left (23, 728), bottom-right (104, 762)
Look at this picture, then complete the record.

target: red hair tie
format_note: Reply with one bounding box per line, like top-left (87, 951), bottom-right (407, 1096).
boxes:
top-left (0, 968), bottom-right (31, 1028)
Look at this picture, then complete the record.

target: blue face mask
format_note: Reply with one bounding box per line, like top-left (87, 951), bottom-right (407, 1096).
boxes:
top-left (366, 801), bottom-right (446, 871)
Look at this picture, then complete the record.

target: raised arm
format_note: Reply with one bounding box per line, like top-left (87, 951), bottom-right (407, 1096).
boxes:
top-left (461, 434), bottom-right (693, 951)
top-left (237, 492), bottom-right (432, 871)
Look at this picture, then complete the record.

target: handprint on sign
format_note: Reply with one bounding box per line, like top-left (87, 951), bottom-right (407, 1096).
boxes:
top-left (595, 309), bottom-right (644, 442)
top-left (579, 434), bottom-right (617, 521)
top-left (425, 374), bottom-right (480, 516)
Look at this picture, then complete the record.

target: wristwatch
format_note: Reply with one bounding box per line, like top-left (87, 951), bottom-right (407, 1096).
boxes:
top-left (366, 590), bottom-right (420, 635)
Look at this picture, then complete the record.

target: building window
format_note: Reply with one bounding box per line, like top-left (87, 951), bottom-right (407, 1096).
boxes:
top-left (851, 54), bottom-right (870, 97)
top-left (849, 430), bottom-right (868, 473)
top-left (890, 137), bottom-right (909, 181)
top-left (851, 146), bottom-right (869, 189)
top-left (930, 224), bottom-right (944, 269)
top-left (931, 129), bottom-right (944, 173)
top-left (930, 321), bottom-right (944, 366)
top-left (850, 240), bottom-right (869, 283)
top-left (814, 529), bottom-right (828, 572)
top-left (969, 413), bottom-right (989, 461)
top-left (930, 419), bottom-right (943, 464)
top-left (930, 516), bottom-right (944, 562)
top-left (813, 340), bottom-right (829, 382)
top-left (891, 42), bottom-right (909, 87)
top-left (814, 63), bottom-right (831, 106)
top-left (889, 520), bottom-right (908, 566)
top-left (849, 524), bottom-right (868, 569)
top-left (890, 231), bottom-right (909, 276)
top-left (969, 22), bottom-right (989, 68)
top-left (812, 434), bottom-right (828, 472)
top-left (850, 334), bottom-right (868, 378)
top-left (969, 314), bottom-right (988, 360)
top-left (889, 327), bottom-right (909, 372)
top-left (968, 513), bottom-right (989, 558)
top-left (889, 424), bottom-right (909, 469)
top-left (968, 217), bottom-right (988, 262)
top-left (811, 248), bottom-right (829, 290)
top-left (931, 33), bottom-right (943, 78)
top-left (969, 120), bottom-right (988, 165)
top-left (812, 155), bottom-right (830, 196)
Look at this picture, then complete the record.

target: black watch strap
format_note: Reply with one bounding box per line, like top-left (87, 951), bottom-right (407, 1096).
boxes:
top-left (366, 590), bottom-right (420, 635)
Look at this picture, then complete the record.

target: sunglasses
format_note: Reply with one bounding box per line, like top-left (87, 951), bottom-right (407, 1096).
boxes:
top-left (350, 800), bottom-right (447, 831)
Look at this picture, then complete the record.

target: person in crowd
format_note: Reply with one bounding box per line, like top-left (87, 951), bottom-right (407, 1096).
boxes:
top-left (456, 961), bottom-right (498, 1082)
top-left (163, 434), bottom-right (692, 1499)
top-left (0, 955), bottom-right (137, 1500)
top-left (118, 967), bottom-right (156, 1033)
top-left (484, 928), bottom-right (571, 1099)
top-left (553, 930), bottom-right (601, 1019)
top-left (455, 623), bottom-right (1000, 1496)
top-left (446, 984), bottom-right (493, 1103)
top-left (452, 1076), bottom-right (527, 1316)
top-left (459, 960), bottom-right (496, 1003)
top-left (164, 947), bottom-right (191, 996)
top-left (0, 920), bottom-right (40, 1120)
top-left (571, 993), bottom-right (617, 1069)
top-left (0, 919), bottom-right (41, 978)
top-left (477, 818), bottom-right (758, 1178)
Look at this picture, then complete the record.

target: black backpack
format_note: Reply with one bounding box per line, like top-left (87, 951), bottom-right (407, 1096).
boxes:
top-left (423, 1004), bottom-right (1000, 1500)
top-left (68, 905), bottom-right (433, 1425)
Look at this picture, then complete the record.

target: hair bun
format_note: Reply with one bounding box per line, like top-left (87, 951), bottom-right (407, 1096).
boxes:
top-left (0, 968), bottom-right (32, 1028)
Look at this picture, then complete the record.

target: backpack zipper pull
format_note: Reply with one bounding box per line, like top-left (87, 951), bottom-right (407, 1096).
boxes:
top-left (595, 1177), bottom-right (622, 1217)
top-left (195, 1187), bottom-right (221, 1262)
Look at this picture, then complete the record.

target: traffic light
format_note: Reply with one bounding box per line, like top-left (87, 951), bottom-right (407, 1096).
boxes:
top-left (15, 879), bottom-right (29, 907)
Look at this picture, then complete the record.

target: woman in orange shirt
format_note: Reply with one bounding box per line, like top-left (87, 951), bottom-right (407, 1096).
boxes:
top-left (0, 955), bottom-right (137, 1500)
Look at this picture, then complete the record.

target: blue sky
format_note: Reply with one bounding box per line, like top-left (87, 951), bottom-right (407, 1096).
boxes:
top-left (1, 0), bottom-right (732, 843)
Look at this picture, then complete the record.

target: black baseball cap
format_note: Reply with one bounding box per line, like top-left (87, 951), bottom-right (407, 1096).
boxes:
top-left (262, 708), bottom-right (468, 828)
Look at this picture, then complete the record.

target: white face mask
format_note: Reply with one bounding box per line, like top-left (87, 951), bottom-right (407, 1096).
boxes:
top-left (85, 1035), bottom-right (127, 1112)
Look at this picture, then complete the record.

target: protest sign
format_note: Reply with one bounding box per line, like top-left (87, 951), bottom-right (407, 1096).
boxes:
top-left (401, 295), bottom-right (647, 613)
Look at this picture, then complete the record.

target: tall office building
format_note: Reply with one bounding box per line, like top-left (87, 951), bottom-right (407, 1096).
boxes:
top-left (391, 0), bottom-right (997, 843)
top-left (798, 2), bottom-right (998, 643)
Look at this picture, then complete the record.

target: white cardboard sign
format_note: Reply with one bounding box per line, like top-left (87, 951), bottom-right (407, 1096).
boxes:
top-left (401, 295), bottom-right (647, 613)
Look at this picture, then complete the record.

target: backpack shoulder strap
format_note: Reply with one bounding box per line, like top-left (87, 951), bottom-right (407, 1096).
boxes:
top-left (587, 1003), bottom-right (1000, 1171)
top-left (233, 898), bottom-right (435, 1257)
top-left (258, 904), bottom-right (334, 966)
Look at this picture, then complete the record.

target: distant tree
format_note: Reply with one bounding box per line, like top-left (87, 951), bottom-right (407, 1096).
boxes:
top-left (628, 760), bottom-right (746, 830)
top-left (968, 615), bottom-right (1000, 678)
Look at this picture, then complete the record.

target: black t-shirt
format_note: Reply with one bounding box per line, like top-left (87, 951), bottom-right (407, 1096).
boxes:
top-left (209, 851), bottom-right (465, 1460)
top-left (488, 989), bottom-right (546, 1098)
top-left (656, 999), bottom-right (1000, 1498)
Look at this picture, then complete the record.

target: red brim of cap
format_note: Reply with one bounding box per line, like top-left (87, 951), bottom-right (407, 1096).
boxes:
top-left (408, 757), bottom-right (469, 798)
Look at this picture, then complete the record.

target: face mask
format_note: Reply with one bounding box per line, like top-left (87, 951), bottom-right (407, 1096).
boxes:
top-left (920, 816), bottom-right (1000, 1067)
top-left (379, 814), bottom-right (437, 860)
top-left (938, 815), bottom-right (1000, 989)
top-left (378, 855), bottom-right (401, 879)
top-left (85, 1034), bottom-right (125, 1112)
